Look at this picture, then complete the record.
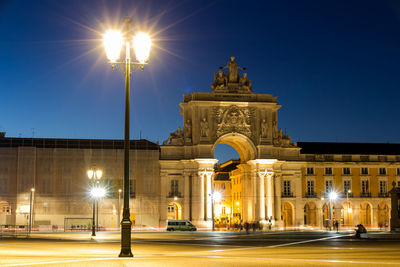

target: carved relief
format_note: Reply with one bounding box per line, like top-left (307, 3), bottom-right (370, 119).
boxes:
top-left (214, 105), bottom-right (254, 138)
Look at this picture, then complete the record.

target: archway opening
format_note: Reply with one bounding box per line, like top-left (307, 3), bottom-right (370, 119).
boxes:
top-left (282, 202), bottom-right (294, 228)
top-left (360, 202), bottom-right (372, 226)
top-left (213, 143), bottom-right (240, 227)
top-left (167, 202), bottom-right (182, 220)
top-left (342, 202), bottom-right (353, 226)
top-left (304, 202), bottom-right (317, 226)
top-left (212, 133), bottom-right (257, 228)
top-left (378, 202), bottom-right (389, 229)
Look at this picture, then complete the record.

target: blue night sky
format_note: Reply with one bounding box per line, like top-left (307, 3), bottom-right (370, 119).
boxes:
top-left (1, 0), bottom-right (400, 162)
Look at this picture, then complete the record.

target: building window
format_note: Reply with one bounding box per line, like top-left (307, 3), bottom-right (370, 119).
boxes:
top-left (325, 180), bottom-right (333, 193)
top-left (171, 180), bottom-right (178, 195)
top-left (325, 168), bottom-right (333, 175)
top-left (361, 180), bottom-right (369, 194)
top-left (361, 168), bottom-right (369, 175)
top-left (379, 168), bottom-right (386, 175)
top-left (307, 180), bottom-right (314, 196)
top-left (306, 168), bottom-right (314, 175)
top-left (343, 168), bottom-right (351, 175)
top-left (344, 180), bottom-right (351, 194)
top-left (379, 180), bottom-right (387, 195)
top-left (397, 168), bottom-right (400, 176)
top-left (283, 180), bottom-right (291, 196)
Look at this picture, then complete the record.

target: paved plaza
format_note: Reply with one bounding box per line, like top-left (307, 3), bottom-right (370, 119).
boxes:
top-left (0, 231), bottom-right (399, 266)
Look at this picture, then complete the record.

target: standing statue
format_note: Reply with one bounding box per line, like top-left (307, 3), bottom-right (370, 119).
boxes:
top-left (261, 119), bottom-right (268, 138)
top-left (220, 56), bottom-right (245, 83)
top-left (200, 117), bottom-right (209, 137)
top-left (184, 119), bottom-right (192, 138)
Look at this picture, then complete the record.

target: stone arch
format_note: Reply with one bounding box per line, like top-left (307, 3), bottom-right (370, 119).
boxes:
top-left (304, 202), bottom-right (317, 226)
top-left (342, 201), bottom-right (353, 226)
top-left (282, 202), bottom-right (294, 227)
top-left (360, 202), bottom-right (372, 226)
top-left (167, 202), bottom-right (182, 220)
top-left (377, 202), bottom-right (389, 229)
top-left (322, 203), bottom-right (330, 228)
top-left (212, 132), bottom-right (257, 162)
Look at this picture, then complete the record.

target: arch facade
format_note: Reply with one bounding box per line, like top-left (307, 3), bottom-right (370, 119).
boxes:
top-left (160, 58), bottom-right (301, 228)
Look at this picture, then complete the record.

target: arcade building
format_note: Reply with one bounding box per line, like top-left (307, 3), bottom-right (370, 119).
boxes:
top-left (0, 58), bottom-right (398, 230)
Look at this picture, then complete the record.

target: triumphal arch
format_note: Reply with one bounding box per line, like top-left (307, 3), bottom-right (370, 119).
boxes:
top-left (160, 57), bottom-right (301, 228)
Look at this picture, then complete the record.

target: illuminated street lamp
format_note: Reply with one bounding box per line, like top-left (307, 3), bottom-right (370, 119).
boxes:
top-left (346, 190), bottom-right (352, 226)
top-left (211, 191), bottom-right (222, 231)
top-left (103, 16), bottom-right (151, 257)
top-left (118, 189), bottom-right (122, 229)
top-left (88, 168), bottom-right (102, 236)
top-left (328, 191), bottom-right (337, 231)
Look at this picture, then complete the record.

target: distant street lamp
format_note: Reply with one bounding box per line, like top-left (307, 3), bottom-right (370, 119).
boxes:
top-left (103, 16), bottom-right (151, 257)
top-left (29, 188), bottom-right (35, 234)
top-left (346, 190), bottom-right (352, 226)
top-left (118, 189), bottom-right (122, 229)
top-left (88, 169), bottom-right (103, 236)
top-left (211, 191), bottom-right (222, 231)
top-left (328, 191), bottom-right (337, 231)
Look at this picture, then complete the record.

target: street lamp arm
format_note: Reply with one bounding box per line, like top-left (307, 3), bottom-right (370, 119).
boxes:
top-left (109, 63), bottom-right (145, 74)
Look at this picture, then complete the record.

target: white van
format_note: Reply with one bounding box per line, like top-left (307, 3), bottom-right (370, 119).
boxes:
top-left (166, 220), bottom-right (197, 231)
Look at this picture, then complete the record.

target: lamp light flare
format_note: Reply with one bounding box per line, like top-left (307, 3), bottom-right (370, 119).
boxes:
top-left (91, 187), bottom-right (106, 198)
top-left (133, 32), bottom-right (151, 64)
top-left (213, 191), bottom-right (222, 202)
top-left (329, 191), bottom-right (338, 201)
top-left (104, 30), bottom-right (123, 62)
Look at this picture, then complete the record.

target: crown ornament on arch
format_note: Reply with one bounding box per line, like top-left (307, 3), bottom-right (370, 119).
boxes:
top-left (211, 56), bottom-right (253, 94)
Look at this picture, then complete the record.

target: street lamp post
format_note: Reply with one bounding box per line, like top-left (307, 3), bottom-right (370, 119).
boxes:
top-left (29, 188), bottom-right (35, 235)
top-left (346, 190), bottom-right (352, 227)
top-left (328, 191), bottom-right (337, 231)
top-left (103, 16), bottom-right (151, 257)
top-left (88, 169), bottom-right (103, 236)
top-left (211, 191), bottom-right (221, 232)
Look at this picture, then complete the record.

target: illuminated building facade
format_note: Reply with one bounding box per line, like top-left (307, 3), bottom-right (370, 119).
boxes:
top-left (0, 58), bottom-right (398, 230)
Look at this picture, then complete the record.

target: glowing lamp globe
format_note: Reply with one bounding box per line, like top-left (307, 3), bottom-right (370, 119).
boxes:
top-left (87, 170), bottom-right (94, 179)
top-left (213, 191), bottom-right (222, 202)
top-left (104, 30), bottom-right (123, 62)
top-left (133, 32), bottom-right (151, 64)
top-left (96, 170), bottom-right (103, 179)
top-left (329, 191), bottom-right (338, 201)
top-left (91, 187), bottom-right (106, 198)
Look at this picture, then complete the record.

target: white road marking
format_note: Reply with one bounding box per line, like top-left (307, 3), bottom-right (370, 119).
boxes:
top-left (0, 258), bottom-right (117, 267)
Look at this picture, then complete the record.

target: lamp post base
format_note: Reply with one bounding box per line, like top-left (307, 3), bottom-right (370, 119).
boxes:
top-left (119, 219), bottom-right (133, 257)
